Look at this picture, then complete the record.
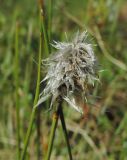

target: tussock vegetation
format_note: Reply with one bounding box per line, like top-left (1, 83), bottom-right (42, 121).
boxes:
top-left (0, 0), bottom-right (127, 159)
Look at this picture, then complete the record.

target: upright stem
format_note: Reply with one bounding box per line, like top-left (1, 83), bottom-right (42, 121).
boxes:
top-left (45, 105), bottom-right (60, 160)
top-left (45, 103), bottom-right (73, 160)
top-left (39, 0), bottom-right (50, 55)
top-left (15, 23), bottom-right (20, 159)
top-left (35, 8), bottom-right (44, 160)
top-left (35, 1), bottom-right (51, 159)
top-left (36, 108), bottom-right (42, 160)
top-left (48, 0), bottom-right (53, 42)
top-left (20, 32), bottom-right (42, 160)
top-left (20, 107), bottom-right (36, 160)
top-left (59, 107), bottom-right (73, 160)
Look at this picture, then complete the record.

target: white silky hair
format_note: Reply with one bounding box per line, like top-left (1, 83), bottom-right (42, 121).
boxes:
top-left (37, 31), bottom-right (99, 113)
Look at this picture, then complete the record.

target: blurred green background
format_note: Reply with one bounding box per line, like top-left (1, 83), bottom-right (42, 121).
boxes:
top-left (0, 0), bottom-right (127, 159)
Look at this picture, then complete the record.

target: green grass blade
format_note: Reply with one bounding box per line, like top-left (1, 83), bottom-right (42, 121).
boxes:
top-left (45, 106), bottom-right (60, 160)
top-left (14, 22), bottom-right (21, 160)
top-left (59, 107), bottom-right (73, 160)
top-left (47, 0), bottom-right (53, 42)
top-left (40, 1), bottom-right (50, 55)
top-left (20, 31), bottom-right (42, 160)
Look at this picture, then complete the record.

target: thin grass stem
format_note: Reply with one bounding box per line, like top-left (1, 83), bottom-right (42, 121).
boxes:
top-left (20, 32), bottom-right (42, 160)
top-left (35, 1), bottom-right (51, 158)
top-left (39, 0), bottom-right (50, 55)
top-left (59, 107), bottom-right (73, 160)
top-left (48, 0), bottom-right (53, 42)
top-left (15, 22), bottom-right (21, 160)
top-left (36, 108), bottom-right (42, 160)
top-left (45, 105), bottom-right (60, 160)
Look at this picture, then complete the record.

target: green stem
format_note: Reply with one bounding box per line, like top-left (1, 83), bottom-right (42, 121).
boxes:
top-left (20, 32), bottom-right (42, 160)
top-left (21, 107), bottom-right (36, 160)
top-left (48, 0), bottom-right (53, 42)
top-left (45, 103), bottom-right (73, 160)
top-left (36, 108), bottom-right (42, 160)
top-left (35, 1), bottom-right (51, 159)
top-left (59, 107), bottom-right (73, 160)
top-left (15, 23), bottom-right (20, 159)
top-left (39, 1), bottom-right (50, 55)
top-left (45, 105), bottom-right (60, 160)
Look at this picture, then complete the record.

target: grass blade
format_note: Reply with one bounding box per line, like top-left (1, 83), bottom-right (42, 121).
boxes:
top-left (20, 30), bottom-right (42, 160)
top-left (14, 22), bottom-right (21, 160)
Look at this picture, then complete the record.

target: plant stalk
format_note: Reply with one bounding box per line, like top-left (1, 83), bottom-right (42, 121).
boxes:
top-left (45, 102), bottom-right (73, 160)
top-left (39, 0), bottom-right (50, 55)
top-left (15, 22), bottom-right (21, 160)
top-left (36, 108), bottom-right (42, 160)
top-left (20, 32), bottom-right (42, 160)
top-left (45, 105), bottom-right (60, 160)
top-left (48, 0), bottom-right (53, 42)
top-left (59, 107), bottom-right (73, 160)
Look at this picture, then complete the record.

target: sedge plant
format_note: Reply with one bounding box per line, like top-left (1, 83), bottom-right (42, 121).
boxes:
top-left (20, 1), bottom-right (50, 159)
top-left (21, 1), bottom-right (99, 160)
top-left (37, 31), bottom-right (99, 160)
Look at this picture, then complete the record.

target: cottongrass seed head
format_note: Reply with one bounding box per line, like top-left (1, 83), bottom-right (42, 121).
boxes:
top-left (37, 31), bottom-right (99, 114)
